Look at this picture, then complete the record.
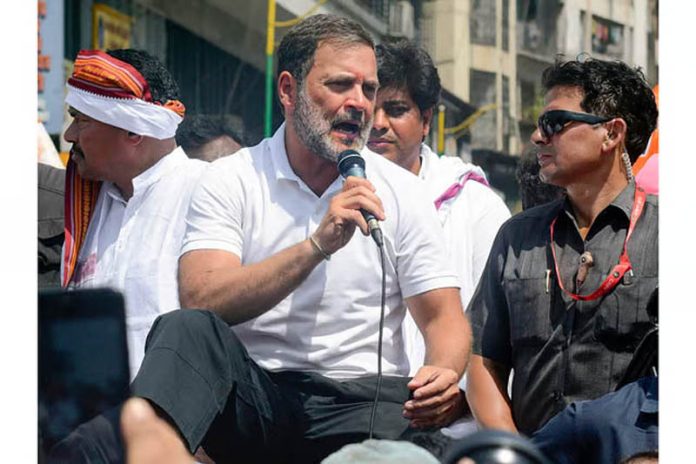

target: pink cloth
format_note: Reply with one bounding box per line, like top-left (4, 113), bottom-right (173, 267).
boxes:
top-left (635, 154), bottom-right (658, 195)
top-left (433, 172), bottom-right (489, 210)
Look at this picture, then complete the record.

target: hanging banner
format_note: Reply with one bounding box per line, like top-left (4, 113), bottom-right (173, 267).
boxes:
top-left (92, 4), bottom-right (131, 50)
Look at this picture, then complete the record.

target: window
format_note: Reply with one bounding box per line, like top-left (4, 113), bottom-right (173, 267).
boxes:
top-left (470, 69), bottom-right (497, 149)
top-left (517, 0), bottom-right (537, 21)
top-left (503, 75), bottom-right (510, 152)
top-left (355, 0), bottom-right (390, 22)
top-left (518, 0), bottom-right (560, 55)
top-left (502, 0), bottom-right (510, 51)
top-left (591, 15), bottom-right (625, 59)
top-left (470, 0), bottom-right (496, 46)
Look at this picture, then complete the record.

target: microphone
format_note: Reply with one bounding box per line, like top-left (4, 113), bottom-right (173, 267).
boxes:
top-left (337, 149), bottom-right (384, 247)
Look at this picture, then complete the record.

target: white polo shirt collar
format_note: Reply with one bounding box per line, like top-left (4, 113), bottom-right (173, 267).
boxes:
top-left (267, 122), bottom-right (343, 199)
top-left (268, 122), bottom-right (299, 183)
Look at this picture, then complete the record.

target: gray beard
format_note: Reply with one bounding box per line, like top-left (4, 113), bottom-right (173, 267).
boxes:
top-left (292, 88), bottom-right (371, 163)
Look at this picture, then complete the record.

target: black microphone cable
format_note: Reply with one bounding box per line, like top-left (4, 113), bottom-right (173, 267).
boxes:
top-left (335, 149), bottom-right (387, 439)
top-left (368, 238), bottom-right (386, 439)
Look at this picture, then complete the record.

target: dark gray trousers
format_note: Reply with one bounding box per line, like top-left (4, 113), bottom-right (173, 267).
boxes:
top-left (131, 309), bottom-right (418, 463)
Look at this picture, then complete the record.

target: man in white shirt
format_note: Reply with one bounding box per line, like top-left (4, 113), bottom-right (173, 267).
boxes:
top-left (122, 14), bottom-right (472, 463)
top-left (368, 40), bottom-right (511, 429)
top-left (60, 49), bottom-right (206, 377)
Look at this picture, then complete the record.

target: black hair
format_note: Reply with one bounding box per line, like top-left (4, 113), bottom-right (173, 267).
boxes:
top-left (376, 39), bottom-right (441, 113)
top-left (541, 56), bottom-right (657, 162)
top-left (106, 49), bottom-right (180, 105)
top-left (277, 14), bottom-right (374, 87)
top-left (516, 149), bottom-right (565, 209)
top-left (175, 114), bottom-right (245, 152)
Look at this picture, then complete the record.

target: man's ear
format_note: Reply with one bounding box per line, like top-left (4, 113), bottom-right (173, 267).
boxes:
top-left (277, 70), bottom-right (297, 113)
top-left (126, 131), bottom-right (144, 146)
top-left (603, 118), bottom-right (627, 153)
top-left (421, 108), bottom-right (434, 139)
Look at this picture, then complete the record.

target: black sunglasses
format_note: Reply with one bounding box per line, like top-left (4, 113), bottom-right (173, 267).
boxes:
top-left (537, 110), bottom-right (612, 139)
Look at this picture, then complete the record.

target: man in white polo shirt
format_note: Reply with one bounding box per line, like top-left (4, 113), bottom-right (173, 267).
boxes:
top-left (117, 15), bottom-right (472, 463)
top-left (60, 49), bottom-right (206, 378)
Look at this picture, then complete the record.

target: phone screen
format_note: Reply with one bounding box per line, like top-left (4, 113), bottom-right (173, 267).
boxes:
top-left (38, 289), bottom-right (130, 453)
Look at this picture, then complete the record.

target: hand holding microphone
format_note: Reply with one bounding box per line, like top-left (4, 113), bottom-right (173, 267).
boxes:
top-left (310, 150), bottom-right (385, 258)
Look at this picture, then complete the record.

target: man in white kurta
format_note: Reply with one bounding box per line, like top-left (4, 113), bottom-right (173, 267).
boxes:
top-left (68, 147), bottom-right (204, 377)
top-left (369, 40), bottom-right (510, 429)
top-left (60, 49), bottom-right (205, 377)
top-left (402, 144), bottom-right (510, 378)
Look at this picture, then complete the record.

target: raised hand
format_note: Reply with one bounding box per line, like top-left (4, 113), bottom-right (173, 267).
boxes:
top-left (312, 176), bottom-right (385, 256)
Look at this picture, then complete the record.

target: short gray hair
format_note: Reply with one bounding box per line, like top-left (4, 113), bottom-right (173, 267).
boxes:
top-left (277, 14), bottom-right (374, 87)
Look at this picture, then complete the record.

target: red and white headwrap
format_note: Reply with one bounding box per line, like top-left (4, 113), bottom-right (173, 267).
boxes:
top-left (65, 49), bottom-right (185, 139)
top-left (61, 50), bottom-right (185, 287)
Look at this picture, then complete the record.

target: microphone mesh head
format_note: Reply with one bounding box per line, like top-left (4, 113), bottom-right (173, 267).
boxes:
top-left (337, 149), bottom-right (365, 178)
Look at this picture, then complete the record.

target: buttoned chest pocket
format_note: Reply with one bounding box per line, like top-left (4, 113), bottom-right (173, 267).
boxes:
top-left (593, 275), bottom-right (658, 353)
top-left (504, 277), bottom-right (554, 347)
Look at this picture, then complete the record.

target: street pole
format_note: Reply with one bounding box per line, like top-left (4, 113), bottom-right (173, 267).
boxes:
top-left (265, 0), bottom-right (276, 138)
top-left (437, 104), bottom-right (446, 156)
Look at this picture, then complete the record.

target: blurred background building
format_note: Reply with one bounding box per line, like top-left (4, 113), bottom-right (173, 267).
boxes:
top-left (516, 0), bottom-right (659, 150)
top-left (38, 0), bottom-right (658, 210)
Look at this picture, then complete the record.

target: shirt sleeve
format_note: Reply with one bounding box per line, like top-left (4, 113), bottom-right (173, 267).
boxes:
top-left (467, 222), bottom-right (513, 366)
top-left (180, 161), bottom-right (246, 259)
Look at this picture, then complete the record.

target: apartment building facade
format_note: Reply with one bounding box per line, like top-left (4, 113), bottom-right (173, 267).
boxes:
top-left (420, 0), bottom-right (519, 204)
top-left (517, 0), bottom-right (659, 147)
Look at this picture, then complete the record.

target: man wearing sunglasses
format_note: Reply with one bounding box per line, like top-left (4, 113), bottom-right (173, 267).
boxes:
top-left (466, 57), bottom-right (658, 436)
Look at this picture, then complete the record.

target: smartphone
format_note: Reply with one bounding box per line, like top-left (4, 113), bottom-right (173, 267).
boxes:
top-left (38, 288), bottom-right (130, 455)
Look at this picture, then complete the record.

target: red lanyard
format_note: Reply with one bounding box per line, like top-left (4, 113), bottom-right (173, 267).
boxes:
top-left (549, 187), bottom-right (647, 301)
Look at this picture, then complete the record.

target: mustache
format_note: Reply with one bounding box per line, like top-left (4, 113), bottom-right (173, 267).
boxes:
top-left (331, 109), bottom-right (368, 128)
